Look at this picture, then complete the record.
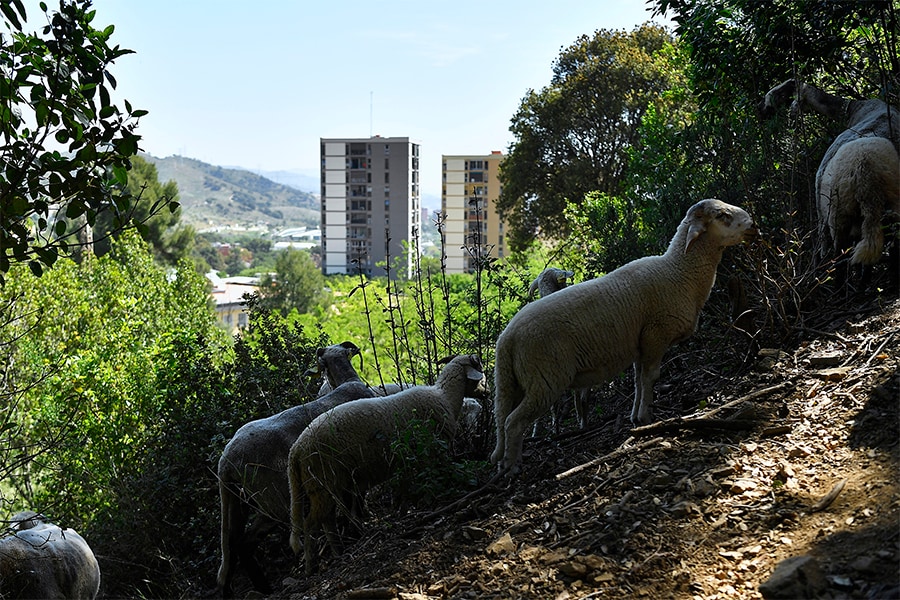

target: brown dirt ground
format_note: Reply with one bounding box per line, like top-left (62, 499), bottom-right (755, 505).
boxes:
top-left (236, 286), bottom-right (899, 600)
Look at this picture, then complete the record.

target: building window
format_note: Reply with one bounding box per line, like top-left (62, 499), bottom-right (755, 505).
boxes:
top-left (385, 158), bottom-right (389, 170)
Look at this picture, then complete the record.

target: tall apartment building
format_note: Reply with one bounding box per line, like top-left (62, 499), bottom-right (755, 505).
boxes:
top-left (320, 136), bottom-right (420, 278)
top-left (441, 151), bottom-right (506, 273)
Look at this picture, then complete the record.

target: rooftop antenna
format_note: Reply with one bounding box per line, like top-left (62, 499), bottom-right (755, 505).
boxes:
top-left (369, 91), bottom-right (373, 137)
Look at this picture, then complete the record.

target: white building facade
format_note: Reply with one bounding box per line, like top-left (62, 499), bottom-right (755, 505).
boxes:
top-left (320, 136), bottom-right (421, 278)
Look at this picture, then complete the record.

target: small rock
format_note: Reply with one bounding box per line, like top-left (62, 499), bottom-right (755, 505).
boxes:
top-left (557, 560), bottom-right (588, 578)
top-left (730, 479), bottom-right (758, 494)
top-left (592, 572), bottom-right (615, 583)
top-left (808, 350), bottom-right (843, 367)
top-left (669, 500), bottom-right (700, 518)
top-left (580, 555), bottom-right (607, 571)
top-left (759, 555), bottom-right (827, 599)
top-left (815, 367), bottom-right (852, 381)
top-left (486, 532), bottom-right (516, 556)
top-left (850, 556), bottom-right (878, 574)
top-left (539, 549), bottom-right (569, 565)
top-left (828, 574), bottom-right (854, 591)
top-left (462, 525), bottom-right (488, 541)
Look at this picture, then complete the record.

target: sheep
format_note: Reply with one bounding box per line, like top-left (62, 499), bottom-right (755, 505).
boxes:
top-left (526, 268), bottom-right (589, 436)
top-left (528, 267), bottom-right (574, 299)
top-left (310, 341), bottom-right (408, 398)
top-left (308, 341), bottom-right (363, 397)
top-left (760, 79), bottom-right (900, 267)
top-left (491, 199), bottom-right (756, 475)
top-left (818, 136), bottom-right (900, 265)
top-left (0, 511), bottom-right (101, 599)
top-left (288, 354), bottom-right (487, 575)
top-left (215, 379), bottom-right (379, 597)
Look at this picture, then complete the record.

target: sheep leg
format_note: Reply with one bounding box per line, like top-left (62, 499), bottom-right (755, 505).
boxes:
top-left (630, 359), bottom-right (661, 426)
top-left (574, 388), bottom-right (589, 429)
top-left (303, 489), bottom-right (336, 576)
top-left (239, 517), bottom-right (275, 594)
top-left (501, 390), bottom-right (555, 474)
top-left (217, 483), bottom-right (246, 598)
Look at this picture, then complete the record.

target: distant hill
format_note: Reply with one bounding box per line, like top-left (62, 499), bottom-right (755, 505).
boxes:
top-left (142, 154), bottom-right (320, 231)
top-left (243, 168), bottom-right (320, 194)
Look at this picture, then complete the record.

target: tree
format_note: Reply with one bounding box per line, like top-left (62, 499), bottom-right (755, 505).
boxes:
top-left (0, 0), bottom-right (176, 283)
top-left (653, 0), bottom-right (897, 109)
top-left (497, 23), bottom-right (681, 250)
top-left (258, 248), bottom-right (325, 315)
top-left (93, 155), bottom-right (194, 264)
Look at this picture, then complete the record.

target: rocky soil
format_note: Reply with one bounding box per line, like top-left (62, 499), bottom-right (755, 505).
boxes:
top-left (234, 288), bottom-right (899, 600)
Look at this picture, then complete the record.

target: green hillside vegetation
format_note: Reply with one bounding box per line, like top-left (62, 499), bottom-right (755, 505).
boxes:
top-left (143, 153), bottom-right (320, 231)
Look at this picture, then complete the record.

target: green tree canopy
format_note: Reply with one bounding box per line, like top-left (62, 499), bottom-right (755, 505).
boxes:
top-left (258, 248), bottom-right (325, 315)
top-left (0, 0), bottom-right (176, 283)
top-left (93, 155), bottom-right (194, 264)
top-left (497, 23), bottom-right (682, 250)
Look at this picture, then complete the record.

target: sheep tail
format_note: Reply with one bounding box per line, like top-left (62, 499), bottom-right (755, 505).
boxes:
top-left (853, 144), bottom-right (900, 265)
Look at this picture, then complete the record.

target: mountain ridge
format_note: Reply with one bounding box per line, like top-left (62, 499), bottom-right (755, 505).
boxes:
top-left (141, 153), bottom-right (321, 231)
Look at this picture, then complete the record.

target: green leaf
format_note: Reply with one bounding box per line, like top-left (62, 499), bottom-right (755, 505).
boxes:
top-left (112, 165), bottom-right (128, 186)
top-left (1, 1), bottom-right (23, 30)
top-left (28, 260), bottom-right (43, 277)
top-left (55, 220), bottom-right (67, 236)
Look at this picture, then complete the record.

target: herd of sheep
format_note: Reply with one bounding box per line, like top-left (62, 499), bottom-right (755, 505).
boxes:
top-left (0, 80), bottom-right (895, 599)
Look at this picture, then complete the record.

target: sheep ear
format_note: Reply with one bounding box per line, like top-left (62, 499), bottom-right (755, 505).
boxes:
top-left (684, 219), bottom-right (707, 254)
top-left (465, 366), bottom-right (482, 381)
top-left (341, 341), bottom-right (361, 356)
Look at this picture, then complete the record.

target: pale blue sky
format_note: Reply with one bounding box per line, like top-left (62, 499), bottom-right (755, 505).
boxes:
top-left (26, 1), bottom-right (670, 202)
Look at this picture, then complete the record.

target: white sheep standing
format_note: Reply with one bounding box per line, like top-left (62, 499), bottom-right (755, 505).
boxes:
top-left (491, 199), bottom-right (756, 475)
top-left (0, 511), bottom-right (101, 599)
top-left (215, 378), bottom-right (379, 597)
top-left (288, 354), bottom-right (487, 575)
top-left (761, 79), bottom-right (900, 267)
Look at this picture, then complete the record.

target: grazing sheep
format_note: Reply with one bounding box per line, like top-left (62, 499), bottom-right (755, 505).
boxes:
top-left (288, 354), bottom-right (487, 575)
top-left (528, 267), bottom-right (575, 299)
top-left (216, 379), bottom-right (378, 597)
top-left (311, 341), bottom-right (408, 398)
top-left (0, 511), bottom-right (101, 599)
top-left (491, 199), bottom-right (756, 475)
top-left (527, 268), bottom-right (589, 436)
top-left (761, 79), bottom-right (900, 266)
top-left (307, 341), bottom-right (363, 397)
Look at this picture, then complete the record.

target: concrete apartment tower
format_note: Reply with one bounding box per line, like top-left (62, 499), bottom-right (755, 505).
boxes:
top-left (320, 136), bottom-right (421, 278)
top-left (441, 151), bottom-right (506, 273)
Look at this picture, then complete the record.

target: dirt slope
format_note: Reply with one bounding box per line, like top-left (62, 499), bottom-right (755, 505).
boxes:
top-left (245, 292), bottom-right (899, 600)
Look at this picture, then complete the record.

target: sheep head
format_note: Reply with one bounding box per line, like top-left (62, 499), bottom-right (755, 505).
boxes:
top-left (683, 199), bottom-right (757, 254)
top-left (305, 341), bottom-right (361, 380)
top-left (528, 267), bottom-right (575, 299)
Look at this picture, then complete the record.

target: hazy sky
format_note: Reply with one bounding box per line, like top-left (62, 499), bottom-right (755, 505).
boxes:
top-left (25, 1), bottom-right (670, 201)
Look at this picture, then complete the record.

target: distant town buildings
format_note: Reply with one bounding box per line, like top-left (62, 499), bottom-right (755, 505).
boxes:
top-left (319, 136), bottom-right (421, 278)
top-left (273, 227), bottom-right (321, 251)
top-left (206, 271), bottom-right (257, 334)
top-left (441, 151), bottom-right (507, 273)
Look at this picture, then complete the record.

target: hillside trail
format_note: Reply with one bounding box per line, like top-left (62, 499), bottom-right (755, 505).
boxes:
top-left (237, 282), bottom-right (899, 600)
